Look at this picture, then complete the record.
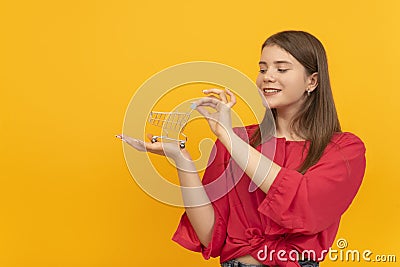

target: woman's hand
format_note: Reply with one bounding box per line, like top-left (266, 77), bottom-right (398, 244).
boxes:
top-left (115, 133), bottom-right (186, 161)
top-left (194, 88), bottom-right (236, 140)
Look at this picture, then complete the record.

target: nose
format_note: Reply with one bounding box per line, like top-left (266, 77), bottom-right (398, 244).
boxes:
top-left (263, 69), bottom-right (276, 83)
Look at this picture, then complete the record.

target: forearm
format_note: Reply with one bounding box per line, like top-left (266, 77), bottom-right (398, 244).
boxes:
top-left (219, 131), bottom-right (282, 193)
top-left (174, 151), bottom-right (215, 247)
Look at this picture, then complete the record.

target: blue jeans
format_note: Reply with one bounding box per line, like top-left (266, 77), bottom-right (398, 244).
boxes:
top-left (221, 259), bottom-right (319, 267)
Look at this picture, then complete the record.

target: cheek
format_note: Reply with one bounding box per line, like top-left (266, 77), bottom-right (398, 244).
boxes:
top-left (255, 75), bottom-right (262, 88)
top-left (286, 75), bottom-right (307, 94)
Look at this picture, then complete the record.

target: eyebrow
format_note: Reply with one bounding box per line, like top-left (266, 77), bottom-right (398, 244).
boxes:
top-left (258, 60), bottom-right (293, 65)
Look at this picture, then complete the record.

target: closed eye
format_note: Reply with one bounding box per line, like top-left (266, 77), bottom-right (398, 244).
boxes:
top-left (278, 69), bottom-right (288, 73)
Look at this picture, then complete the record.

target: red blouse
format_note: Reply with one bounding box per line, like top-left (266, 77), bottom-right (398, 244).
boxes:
top-left (172, 124), bottom-right (366, 267)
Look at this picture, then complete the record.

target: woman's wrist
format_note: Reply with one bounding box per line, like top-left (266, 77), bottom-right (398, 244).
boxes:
top-left (218, 128), bottom-right (235, 151)
top-left (173, 150), bottom-right (197, 172)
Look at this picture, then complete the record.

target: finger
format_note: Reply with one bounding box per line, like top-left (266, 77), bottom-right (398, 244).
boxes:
top-left (203, 88), bottom-right (227, 103)
top-left (146, 133), bottom-right (154, 141)
top-left (195, 96), bottom-right (220, 108)
top-left (120, 135), bottom-right (147, 152)
top-left (131, 139), bottom-right (147, 152)
top-left (196, 106), bottom-right (211, 119)
top-left (225, 88), bottom-right (237, 108)
top-left (116, 134), bottom-right (134, 144)
top-left (115, 134), bottom-right (126, 142)
top-left (202, 95), bottom-right (222, 106)
top-left (203, 88), bottom-right (224, 94)
top-left (196, 102), bottom-right (218, 111)
top-left (196, 102), bottom-right (218, 113)
top-left (206, 95), bottom-right (221, 101)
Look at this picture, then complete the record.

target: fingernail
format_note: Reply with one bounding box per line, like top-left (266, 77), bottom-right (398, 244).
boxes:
top-left (116, 135), bottom-right (127, 142)
top-left (190, 103), bottom-right (197, 109)
top-left (202, 89), bottom-right (208, 93)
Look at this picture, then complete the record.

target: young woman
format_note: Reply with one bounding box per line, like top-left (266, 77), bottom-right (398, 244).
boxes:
top-left (116, 31), bottom-right (366, 267)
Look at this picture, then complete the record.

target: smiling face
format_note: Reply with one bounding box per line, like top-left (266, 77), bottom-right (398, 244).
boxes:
top-left (256, 45), bottom-right (317, 115)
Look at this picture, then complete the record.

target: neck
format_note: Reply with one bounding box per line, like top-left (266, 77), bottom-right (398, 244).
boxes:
top-left (274, 108), bottom-right (304, 141)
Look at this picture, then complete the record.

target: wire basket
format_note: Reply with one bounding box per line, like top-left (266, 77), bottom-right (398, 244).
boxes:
top-left (147, 103), bottom-right (196, 148)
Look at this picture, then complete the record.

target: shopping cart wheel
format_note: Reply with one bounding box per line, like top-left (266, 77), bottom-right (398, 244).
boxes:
top-left (179, 142), bottom-right (186, 149)
top-left (151, 137), bottom-right (158, 143)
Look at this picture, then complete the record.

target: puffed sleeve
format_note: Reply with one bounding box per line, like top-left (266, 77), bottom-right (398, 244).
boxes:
top-left (258, 132), bottom-right (366, 235)
top-left (172, 139), bottom-right (231, 259)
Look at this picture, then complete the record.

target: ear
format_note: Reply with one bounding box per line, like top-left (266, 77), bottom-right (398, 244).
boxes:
top-left (307, 72), bottom-right (319, 92)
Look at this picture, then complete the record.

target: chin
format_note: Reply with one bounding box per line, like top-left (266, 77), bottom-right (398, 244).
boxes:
top-left (261, 99), bottom-right (277, 109)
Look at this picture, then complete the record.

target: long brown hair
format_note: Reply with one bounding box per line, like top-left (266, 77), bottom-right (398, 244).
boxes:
top-left (250, 30), bottom-right (342, 174)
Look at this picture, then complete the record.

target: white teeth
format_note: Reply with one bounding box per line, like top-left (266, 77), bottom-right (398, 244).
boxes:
top-left (264, 89), bottom-right (281, 93)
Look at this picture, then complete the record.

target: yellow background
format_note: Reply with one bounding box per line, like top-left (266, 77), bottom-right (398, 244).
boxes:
top-left (1, 0), bottom-right (399, 266)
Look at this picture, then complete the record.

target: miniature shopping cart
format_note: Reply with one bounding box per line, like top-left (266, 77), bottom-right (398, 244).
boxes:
top-left (147, 103), bottom-right (197, 149)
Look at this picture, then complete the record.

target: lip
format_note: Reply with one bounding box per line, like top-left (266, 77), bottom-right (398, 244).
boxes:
top-left (262, 87), bottom-right (282, 91)
top-left (262, 87), bottom-right (282, 96)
